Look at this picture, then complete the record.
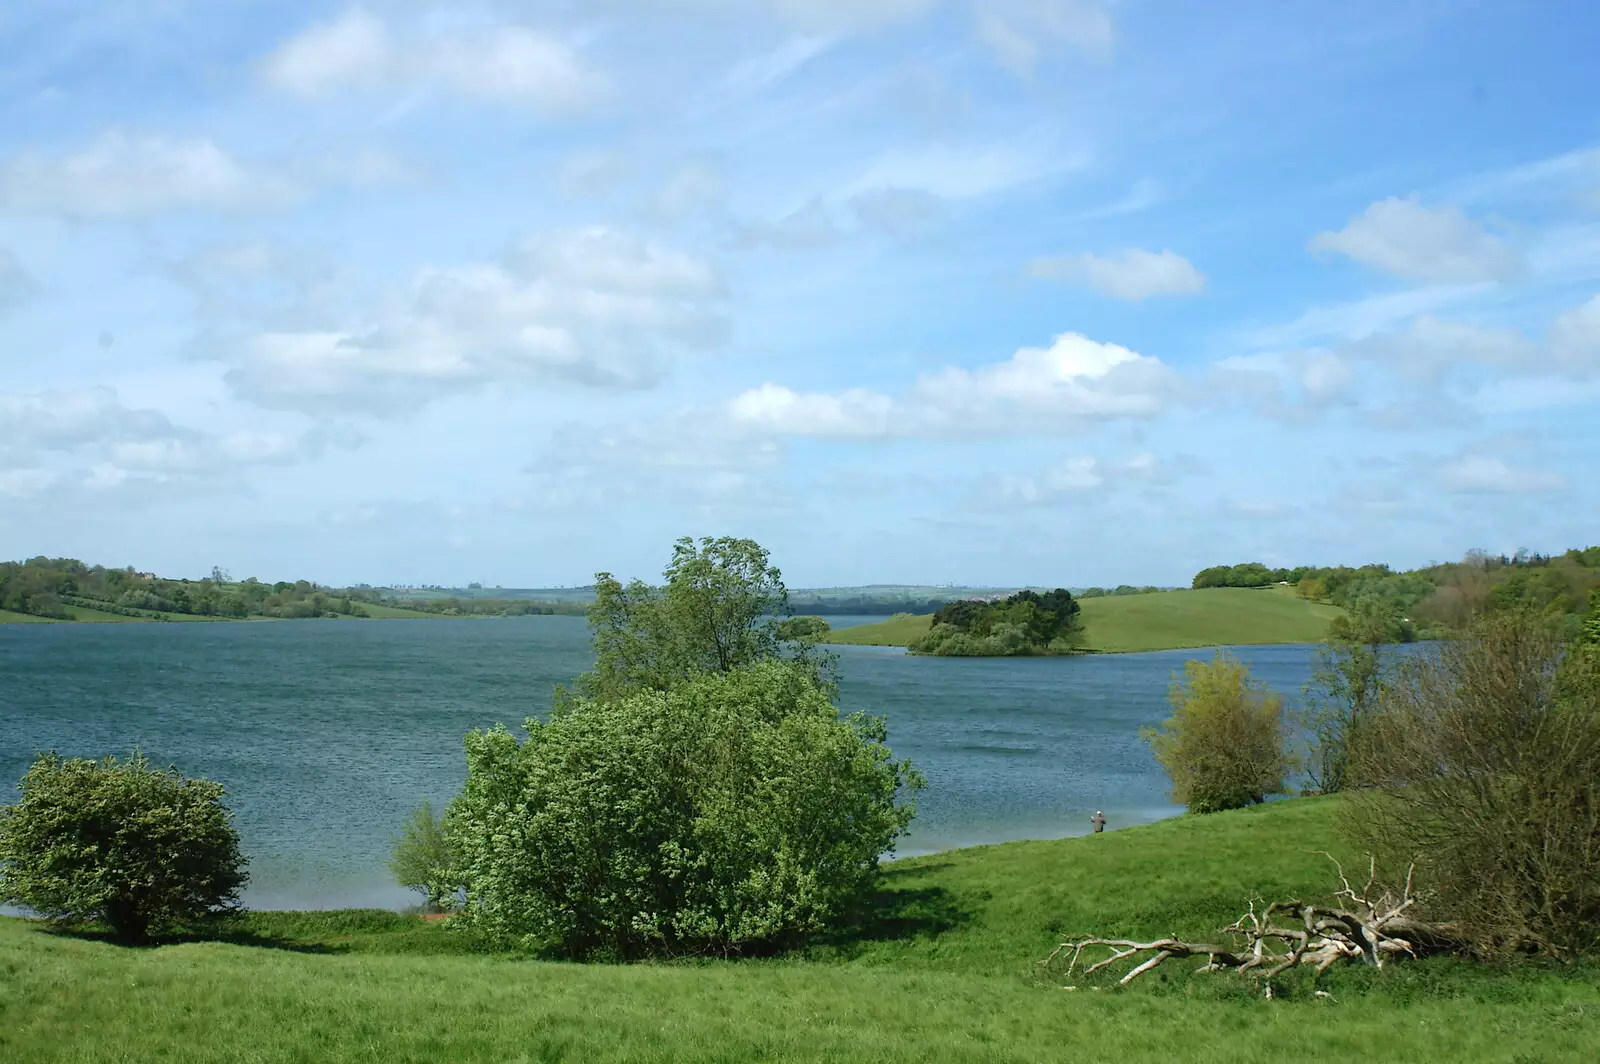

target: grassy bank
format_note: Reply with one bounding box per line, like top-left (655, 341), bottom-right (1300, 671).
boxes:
top-left (822, 587), bottom-right (1346, 653)
top-left (4, 797), bottom-right (1596, 1062)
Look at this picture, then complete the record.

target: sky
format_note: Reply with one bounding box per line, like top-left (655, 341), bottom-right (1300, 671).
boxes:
top-left (1, 0), bottom-right (1597, 589)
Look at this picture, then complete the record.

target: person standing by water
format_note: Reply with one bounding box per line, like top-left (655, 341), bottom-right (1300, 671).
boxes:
top-left (1090, 810), bottom-right (1106, 833)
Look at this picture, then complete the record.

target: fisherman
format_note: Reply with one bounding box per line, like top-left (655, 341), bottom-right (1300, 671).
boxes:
top-left (1090, 809), bottom-right (1107, 833)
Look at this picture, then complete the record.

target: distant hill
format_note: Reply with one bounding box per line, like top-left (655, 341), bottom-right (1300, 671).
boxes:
top-left (821, 586), bottom-right (1346, 654)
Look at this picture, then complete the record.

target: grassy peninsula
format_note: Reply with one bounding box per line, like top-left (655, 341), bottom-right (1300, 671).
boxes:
top-left (825, 586), bottom-right (1347, 653)
top-left (4, 797), bottom-right (1596, 1063)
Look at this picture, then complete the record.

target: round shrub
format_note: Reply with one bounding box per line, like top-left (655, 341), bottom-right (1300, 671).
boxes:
top-left (446, 660), bottom-right (922, 958)
top-left (0, 753), bottom-right (248, 941)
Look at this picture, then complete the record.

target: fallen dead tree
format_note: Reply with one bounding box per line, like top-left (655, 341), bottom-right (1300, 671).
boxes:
top-left (1041, 854), bottom-right (1460, 988)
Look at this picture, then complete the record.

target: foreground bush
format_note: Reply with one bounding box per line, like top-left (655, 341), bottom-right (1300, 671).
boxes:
top-left (447, 661), bottom-right (922, 958)
top-left (1347, 610), bottom-right (1600, 960)
top-left (0, 753), bottom-right (247, 941)
top-left (1143, 653), bottom-right (1291, 813)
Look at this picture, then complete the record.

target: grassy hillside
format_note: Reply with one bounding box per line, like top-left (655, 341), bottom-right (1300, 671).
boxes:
top-left (359, 602), bottom-right (443, 619)
top-left (822, 587), bottom-right (1346, 652)
top-left (3, 798), bottom-right (1596, 1062)
top-left (0, 608), bottom-right (55, 623)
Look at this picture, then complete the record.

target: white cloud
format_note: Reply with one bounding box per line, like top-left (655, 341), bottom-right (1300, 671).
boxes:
top-left (0, 248), bottom-right (37, 315)
top-left (1028, 248), bottom-right (1206, 300)
top-left (0, 388), bottom-right (175, 450)
top-left (1439, 454), bottom-right (1565, 495)
top-left (261, 8), bottom-right (390, 95)
top-left (728, 331), bottom-right (1175, 438)
top-left (1550, 294), bottom-right (1600, 374)
top-left (1299, 352), bottom-right (1358, 406)
top-left (1343, 315), bottom-right (1535, 380)
top-left (0, 387), bottom-right (339, 496)
top-left (218, 227), bottom-right (727, 414)
top-left (728, 384), bottom-right (897, 438)
top-left (263, 10), bottom-right (600, 114)
top-left (975, 0), bottom-right (1114, 77)
top-left (995, 451), bottom-right (1177, 504)
top-left (0, 133), bottom-right (300, 218)
top-left (846, 140), bottom-right (1073, 201)
top-left (1310, 197), bottom-right (1523, 283)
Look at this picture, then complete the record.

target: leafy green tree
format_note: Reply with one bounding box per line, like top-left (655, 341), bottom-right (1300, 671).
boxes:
top-left (1142, 653), bottom-right (1292, 813)
top-left (448, 659), bottom-right (921, 958)
top-left (1302, 600), bottom-right (1406, 794)
top-left (390, 800), bottom-right (455, 913)
top-left (914, 589), bottom-right (1083, 656)
top-left (1582, 589), bottom-right (1600, 646)
top-left (579, 536), bottom-right (830, 701)
top-left (0, 753), bottom-right (247, 941)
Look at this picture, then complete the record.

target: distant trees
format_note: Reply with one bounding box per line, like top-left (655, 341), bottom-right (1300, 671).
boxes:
top-left (911, 589), bottom-right (1084, 657)
top-left (0, 753), bottom-right (247, 942)
top-left (1142, 654), bottom-right (1292, 814)
top-left (443, 537), bottom-right (920, 958)
top-left (1345, 609), bottom-right (1600, 960)
top-left (1192, 563), bottom-right (1282, 589)
top-left (1188, 547), bottom-right (1600, 639)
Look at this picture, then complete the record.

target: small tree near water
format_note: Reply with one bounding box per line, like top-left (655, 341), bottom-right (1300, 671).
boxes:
top-left (1142, 653), bottom-right (1291, 813)
top-left (444, 537), bottom-right (921, 958)
top-left (0, 753), bottom-right (247, 942)
top-left (390, 800), bottom-right (454, 913)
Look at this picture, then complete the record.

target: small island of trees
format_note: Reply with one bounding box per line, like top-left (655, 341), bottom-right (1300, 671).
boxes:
top-left (909, 588), bottom-right (1085, 656)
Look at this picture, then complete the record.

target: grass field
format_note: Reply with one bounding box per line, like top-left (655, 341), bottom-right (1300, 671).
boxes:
top-left (358, 603), bottom-right (442, 619)
top-left (822, 587), bottom-right (1346, 653)
top-left (3, 797), bottom-right (1596, 1063)
top-left (0, 608), bottom-right (56, 623)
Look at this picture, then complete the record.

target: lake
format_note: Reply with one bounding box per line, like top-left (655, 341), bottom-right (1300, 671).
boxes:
top-left (0, 617), bottom-right (1321, 910)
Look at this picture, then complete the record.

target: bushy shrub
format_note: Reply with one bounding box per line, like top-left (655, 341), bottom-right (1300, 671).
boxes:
top-left (446, 660), bottom-right (922, 958)
top-left (390, 800), bottom-right (455, 913)
top-left (1142, 653), bottom-right (1292, 813)
top-left (1346, 610), bottom-right (1600, 960)
top-left (0, 753), bottom-right (247, 941)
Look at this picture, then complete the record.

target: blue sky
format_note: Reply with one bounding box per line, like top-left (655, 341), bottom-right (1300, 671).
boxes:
top-left (1, 0), bottom-right (1597, 588)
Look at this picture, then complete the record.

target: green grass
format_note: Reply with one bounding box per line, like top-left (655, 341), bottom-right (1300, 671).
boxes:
top-left (4, 798), bottom-right (1597, 1062)
top-left (359, 603), bottom-right (444, 619)
top-left (0, 608), bottom-right (58, 623)
top-left (61, 604), bottom-right (151, 622)
top-left (822, 587), bottom-right (1347, 653)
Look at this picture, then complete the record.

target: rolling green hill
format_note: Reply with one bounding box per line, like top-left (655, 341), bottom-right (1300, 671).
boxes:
top-left (822, 587), bottom-right (1346, 653)
top-left (3, 797), bottom-right (1595, 1062)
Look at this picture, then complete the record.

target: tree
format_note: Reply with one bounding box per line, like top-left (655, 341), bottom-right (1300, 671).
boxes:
top-left (390, 801), bottom-right (454, 914)
top-left (578, 536), bottom-right (830, 701)
top-left (1142, 653), bottom-right (1292, 814)
top-left (447, 659), bottom-right (922, 958)
top-left (914, 589), bottom-right (1083, 656)
top-left (1296, 577), bottom-right (1328, 601)
top-left (0, 753), bottom-right (247, 942)
top-left (1345, 610), bottom-right (1600, 960)
top-left (1302, 600), bottom-right (1404, 794)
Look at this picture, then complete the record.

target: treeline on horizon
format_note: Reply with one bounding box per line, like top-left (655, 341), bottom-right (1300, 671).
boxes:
top-left (1192, 545), bottom-right (1600, 640)
top-left (0, 559), bottom-right (589, 622)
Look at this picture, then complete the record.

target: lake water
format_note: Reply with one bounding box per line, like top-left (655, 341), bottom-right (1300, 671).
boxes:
top-left (0, 617), bottom-right (1321, 910)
